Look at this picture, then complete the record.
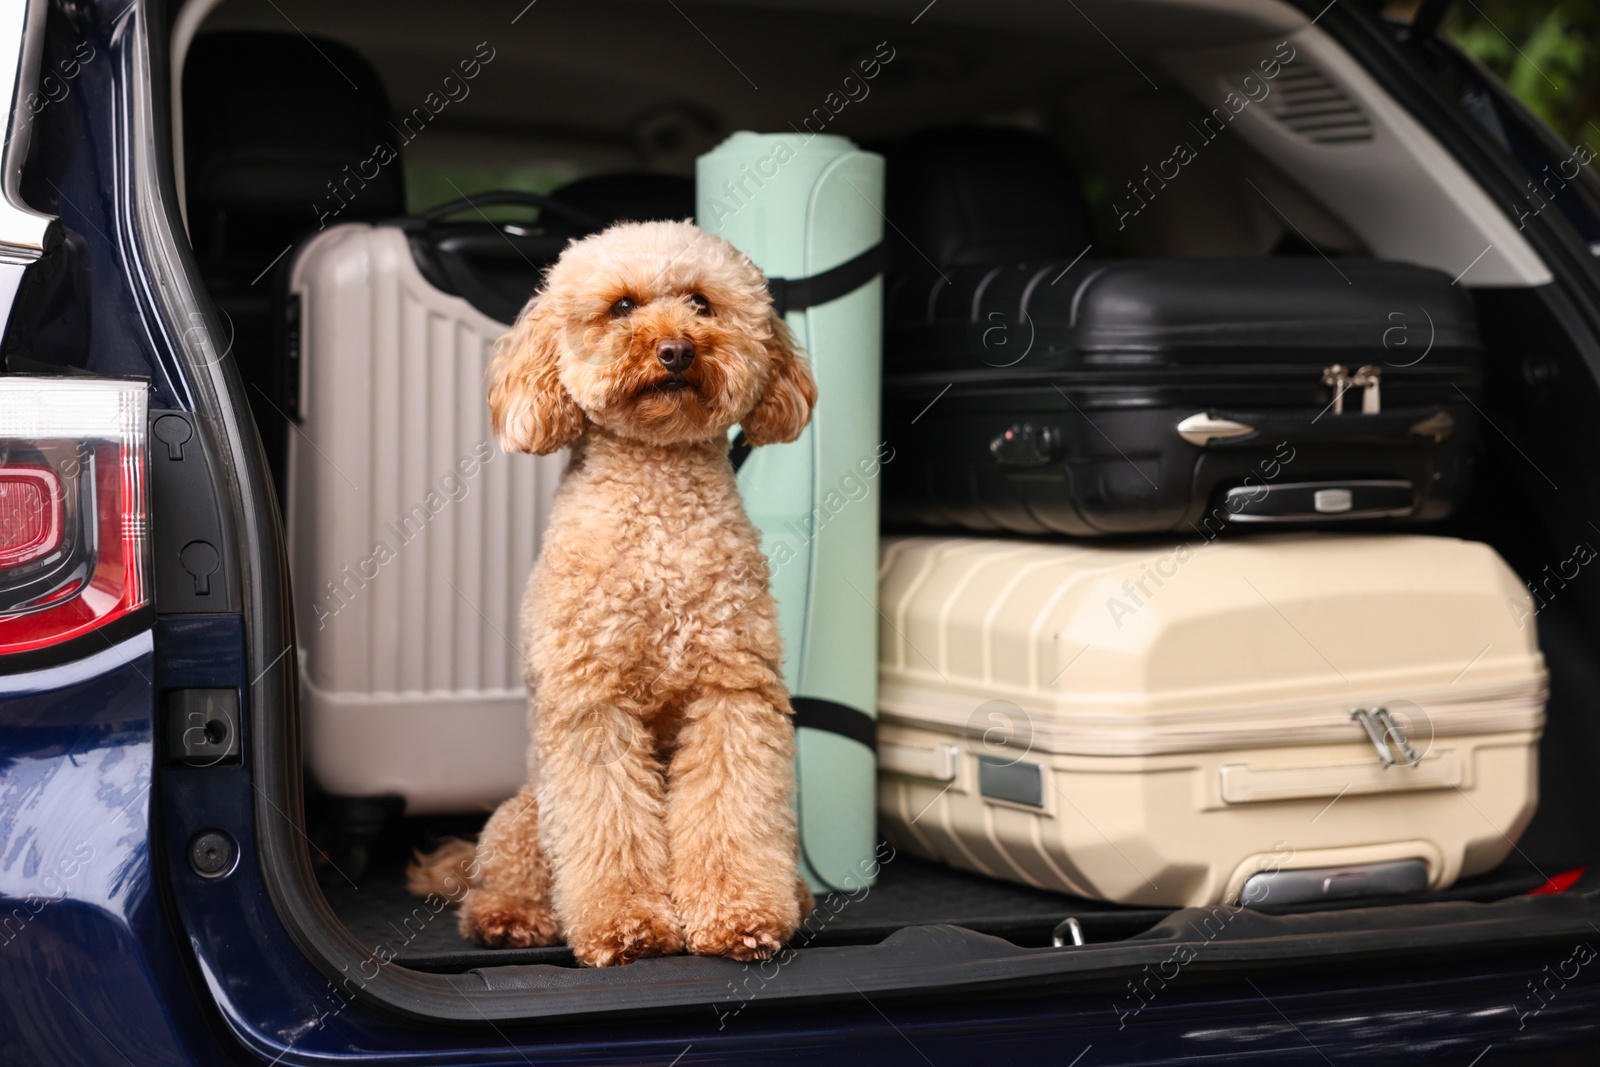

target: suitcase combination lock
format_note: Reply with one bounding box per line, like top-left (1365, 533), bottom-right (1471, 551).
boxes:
top-left (990, 423), bottom-right (1063, 466)
top-left (1322, 364), bottom-right (1382, 415)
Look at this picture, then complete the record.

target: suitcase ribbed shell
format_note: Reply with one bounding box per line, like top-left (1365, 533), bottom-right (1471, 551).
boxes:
top-left (288, 225), bottom-right (563, 814)
top-left (877, 534), bottom-right (1545, 906)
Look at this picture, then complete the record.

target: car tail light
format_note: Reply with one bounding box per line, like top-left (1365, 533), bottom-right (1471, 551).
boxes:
top-left (0, 378), bottom-right (149, 656)
top-left (0, 466), bottom-right (64, 568)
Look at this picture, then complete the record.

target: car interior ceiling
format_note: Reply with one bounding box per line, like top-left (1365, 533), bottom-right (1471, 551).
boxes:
top-left (178, 0), bottom-right (1600, 978)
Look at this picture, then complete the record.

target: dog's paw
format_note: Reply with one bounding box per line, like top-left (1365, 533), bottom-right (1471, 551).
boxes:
top-left (684, 901), bottom-right (800, 962)
top-left (460, 889), bottom-right (562, 948)
top-left (568, 908), bottom-right (685, 967)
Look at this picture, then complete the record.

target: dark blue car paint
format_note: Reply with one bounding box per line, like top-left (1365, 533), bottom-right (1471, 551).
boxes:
top-left (0, 2), bottom-right (248, 1062)
top-left (3, 0), bottom-right (1600, 1062)
top-left (0, 634), bottom-right (208, 1065)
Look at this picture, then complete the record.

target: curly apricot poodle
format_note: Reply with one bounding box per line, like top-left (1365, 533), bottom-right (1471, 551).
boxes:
top-left (411, 220), bottom-right (816, 967)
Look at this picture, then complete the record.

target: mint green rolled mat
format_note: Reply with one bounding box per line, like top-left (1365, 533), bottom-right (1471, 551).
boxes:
top-left (697, 132), bottom-right (884, 894)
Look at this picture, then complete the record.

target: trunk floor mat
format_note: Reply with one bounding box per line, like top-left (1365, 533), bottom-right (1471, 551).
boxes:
top-left (320, 852), bottom-right (1548, 973)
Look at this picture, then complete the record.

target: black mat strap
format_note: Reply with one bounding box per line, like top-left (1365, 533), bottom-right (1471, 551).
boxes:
top-left (791, 696), bottom-right (877, 755)
top-left (766, 243), bottom-right (883, 317)
top-left (728, 430), bottom-right (753, 472)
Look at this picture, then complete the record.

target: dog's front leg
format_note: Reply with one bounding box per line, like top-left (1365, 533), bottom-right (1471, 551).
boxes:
top-left (668, 687), bottom-right (803, 961)
top-left (536, 690), bottom-right (684, 967)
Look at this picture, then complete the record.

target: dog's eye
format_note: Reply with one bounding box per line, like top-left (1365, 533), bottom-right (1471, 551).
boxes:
top-left (688, 293), bottom-right (712, 317)
top-left (610, 296), bottom-right (637, 318)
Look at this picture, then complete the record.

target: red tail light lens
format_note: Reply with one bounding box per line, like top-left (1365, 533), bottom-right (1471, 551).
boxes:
top-left (0, 466), bottom-right (63, 568)
top-left (0, 378), bottom-right (150, 656)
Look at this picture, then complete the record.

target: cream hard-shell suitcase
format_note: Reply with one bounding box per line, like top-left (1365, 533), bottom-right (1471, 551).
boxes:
top-left (287, 223), bottom-right (563, 814)
top-left (876, 534), bottom-right (1545, 908)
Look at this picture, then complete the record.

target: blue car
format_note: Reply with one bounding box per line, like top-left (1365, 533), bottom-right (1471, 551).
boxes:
top-left (4, 0), bottom-right (1600, 1063)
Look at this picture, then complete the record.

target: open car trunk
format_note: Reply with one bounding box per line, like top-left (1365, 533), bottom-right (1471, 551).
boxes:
top-left (144, 0), bottom-right (1600, 1028)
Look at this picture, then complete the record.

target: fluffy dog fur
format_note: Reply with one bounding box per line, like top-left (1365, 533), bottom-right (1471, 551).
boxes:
top-left (412, 220), bottom-right (817, 967)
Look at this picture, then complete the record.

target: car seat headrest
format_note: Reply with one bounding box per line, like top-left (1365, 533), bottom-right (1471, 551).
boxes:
top-left (184, 31), bottom-right (405, 285)
top-left (881, 125), bottom-right (1094, 277)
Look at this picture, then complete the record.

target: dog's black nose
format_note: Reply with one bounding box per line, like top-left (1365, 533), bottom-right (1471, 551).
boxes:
top-left (656, 338), bottom-right (695, 374)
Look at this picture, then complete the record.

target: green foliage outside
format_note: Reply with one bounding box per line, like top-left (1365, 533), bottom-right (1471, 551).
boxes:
top-left (404, 161), bottom-right (586, 218)
top-left (1445, 0), bottom-right (1600, 149)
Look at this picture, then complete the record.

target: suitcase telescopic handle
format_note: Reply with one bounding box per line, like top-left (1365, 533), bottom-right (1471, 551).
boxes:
top-left (415, 190), bottom-right (608, 233)
top-left (1184, 407), bottom-right (1459, 448)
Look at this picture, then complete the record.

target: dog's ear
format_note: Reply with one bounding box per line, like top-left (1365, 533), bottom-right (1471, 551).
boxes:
top-left (487, 297), bottom-right (585, 454)
top-left (741, 315), bottom-right (816, 447)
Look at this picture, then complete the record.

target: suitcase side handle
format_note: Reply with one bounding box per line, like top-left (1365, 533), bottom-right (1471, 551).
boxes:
top-left (1190, 406), bottom-right (1459, 447)
top-left (1222, 480), bottom-right (1417, 522)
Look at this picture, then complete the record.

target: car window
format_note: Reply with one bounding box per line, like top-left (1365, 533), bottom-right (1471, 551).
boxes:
top-left (1440, 0), bottom-right (1599, 149)
top-left (1404, 0), bottom-right (1600, 251)
top-left (404, 149), bottom-right (586, 215)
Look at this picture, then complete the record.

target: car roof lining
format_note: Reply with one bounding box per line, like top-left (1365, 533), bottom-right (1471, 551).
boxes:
top-left (167, 0), bottom-right (1314, 211)
top-left (172, 0), bottom-right (1548, 285)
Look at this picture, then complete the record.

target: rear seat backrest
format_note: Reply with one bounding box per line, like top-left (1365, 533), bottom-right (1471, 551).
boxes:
top-left (184, 32), bottom-right (405, 283)
top-left (881, 125), bottom-right (1095, 279)
top-left (183, 32), bottom-right (404, 490)
top-left (549, 172), bottom-right (695, 227)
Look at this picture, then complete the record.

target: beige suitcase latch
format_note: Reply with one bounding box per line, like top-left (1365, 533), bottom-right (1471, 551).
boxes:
top-left (1349, 706), bottom-right (1421, 767)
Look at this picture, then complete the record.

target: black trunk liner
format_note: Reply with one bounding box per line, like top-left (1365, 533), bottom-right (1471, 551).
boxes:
top-left (321, 848), bottom-right (1553, 974)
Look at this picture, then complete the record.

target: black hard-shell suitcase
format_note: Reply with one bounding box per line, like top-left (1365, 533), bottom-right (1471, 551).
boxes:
top-left (882, 257), bottom-right (1483, 536)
